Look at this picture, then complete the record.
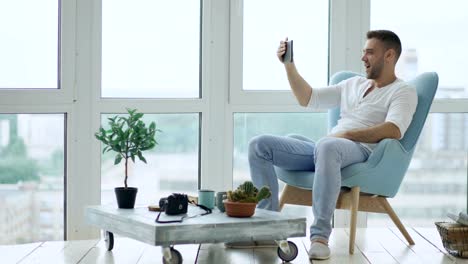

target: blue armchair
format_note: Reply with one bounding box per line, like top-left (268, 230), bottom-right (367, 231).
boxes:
top-left (275, 71), bottom-right (439, 254)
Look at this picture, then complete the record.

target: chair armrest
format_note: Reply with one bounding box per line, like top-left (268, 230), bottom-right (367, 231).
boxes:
top-left (365, 138), bottom-right (409, 168)
top-left (341, 138), bottom-right (413, 197)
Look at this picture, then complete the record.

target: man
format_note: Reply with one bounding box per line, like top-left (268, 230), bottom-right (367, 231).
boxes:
top-left (248, 30), bottom-right (417, 260)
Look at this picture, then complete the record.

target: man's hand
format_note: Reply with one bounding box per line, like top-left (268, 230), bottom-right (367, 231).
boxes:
top-left (277, 37), bottom-right (288, 63)
top-left (329, 132), bottom-right (349, 139)
top-left (329, 122), bottom-right (401, 143)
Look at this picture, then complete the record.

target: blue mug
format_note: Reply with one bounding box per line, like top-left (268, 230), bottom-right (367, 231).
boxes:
top-left (198, 189), bottom-right (215, 209)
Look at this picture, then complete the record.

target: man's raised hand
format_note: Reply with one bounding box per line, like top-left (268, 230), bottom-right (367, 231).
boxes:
top-left (277, 37), bottom-right (288, 63)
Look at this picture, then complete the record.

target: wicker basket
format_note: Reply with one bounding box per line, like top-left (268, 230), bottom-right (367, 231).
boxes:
top-left (435, 222), bottom-right (468, 258)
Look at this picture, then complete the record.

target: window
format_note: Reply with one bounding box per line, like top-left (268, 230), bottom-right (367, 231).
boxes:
top-left (368, 114), bottom-right (468, 226)
top-left (233, 112), bottom-right (327, 187)
top-left (100, 113), bottom-right (200, 206)
top-left (233, 112), bottom-right (328, 227)
top-left (101, 0), bottom-right (201, 98)
top-left (371, 0), bottom-right (468, 99)
top-left (0, 0), bottom-right (59, 89)
top-left (240, 0), bottom-right (329, 91)
top-left (0, 114), bottom-right (65, 244)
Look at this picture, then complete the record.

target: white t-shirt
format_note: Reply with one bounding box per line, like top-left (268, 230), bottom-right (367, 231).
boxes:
top-left (307, 76), bottom-right (418, 151)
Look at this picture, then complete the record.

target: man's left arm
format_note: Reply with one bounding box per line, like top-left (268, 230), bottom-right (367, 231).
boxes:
top-left (331, 122), bottom-right (401, 143)
top-left (333, 86), bottom-right (418, 143)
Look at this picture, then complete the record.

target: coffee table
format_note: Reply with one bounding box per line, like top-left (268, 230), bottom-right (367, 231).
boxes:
top-left (85, 205), bottom-right (306, 263)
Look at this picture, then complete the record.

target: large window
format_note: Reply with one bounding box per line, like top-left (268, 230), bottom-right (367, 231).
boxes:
top-left (101, 0), bottom-right (201, 98)
top-left (0, 114), bottom-right (65, 244)
top-left (368, 114), bottom-right (468, 226)
top-left (3, 0), bottom-right (467, 243)
top-left (0, 0), bottom-right (59, 89)
top-left (100, 113), bottom-right (200, 206)
top-left (370, 0), bottom-right (468, 227)
top-left (233, 112), bottom-right (328, 236)
top-left (233, 113), bottom-right (327, 187)
top-left (371, 0), bottom-right (468, 99)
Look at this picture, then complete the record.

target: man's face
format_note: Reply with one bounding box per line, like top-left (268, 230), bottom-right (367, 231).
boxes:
top-left (361, 38), bottom-right (385, 79)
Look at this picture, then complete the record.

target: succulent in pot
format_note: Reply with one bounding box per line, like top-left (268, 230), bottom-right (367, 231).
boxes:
top-left (224, 181), bottom-right (271, 217)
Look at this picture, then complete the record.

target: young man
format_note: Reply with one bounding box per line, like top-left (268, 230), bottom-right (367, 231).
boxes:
top-left (248, 30), bottom-right (417, 260)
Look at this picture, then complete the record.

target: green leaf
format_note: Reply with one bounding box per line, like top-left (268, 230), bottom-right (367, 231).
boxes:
top-left (114, 154), bottom-right (122, 165)
top-left (133, 113), bottom-right (144, 120)
top-left (137, 151), bottom-right (147, 163)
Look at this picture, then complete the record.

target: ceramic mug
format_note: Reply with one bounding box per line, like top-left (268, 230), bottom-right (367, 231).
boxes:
top-left (216, 191), bottom-right (228, 212)
top-left (198, 189), bottom-right (215, 209)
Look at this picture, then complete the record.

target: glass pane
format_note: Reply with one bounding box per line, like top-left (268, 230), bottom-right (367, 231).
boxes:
top-left (371, 0), bottom-right (468, 98)
top-left (233, 113), bottom-right (327, 235)
top-left (100, 113), bottom-right (199, 206)
top-left (102, 0), bottom-right (201, 98)
top-left (368, 114), bottom-right (468, 227)
top-left (0, 1), bottom-right (59, 89)
top-left (233, 113), bottom-right (327, 187)
top-left (243, 0), bottom-right (329, 91)
top-left (0, 114), bottom-right (65, 245)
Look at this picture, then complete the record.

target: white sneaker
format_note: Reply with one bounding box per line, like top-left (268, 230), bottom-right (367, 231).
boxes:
top-left (308, 241), bottom-right (331, 260)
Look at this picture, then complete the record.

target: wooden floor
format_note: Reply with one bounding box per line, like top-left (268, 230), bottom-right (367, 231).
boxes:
top-left (2, 228), bottom-right (467, 264)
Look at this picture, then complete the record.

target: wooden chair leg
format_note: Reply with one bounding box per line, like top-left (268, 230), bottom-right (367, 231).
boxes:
top-left (279, 184), bottom-right (313, 211)
top-left (279, 184), bottom-right (295, 211)
top-left (378, 198), bottom-right (415, 245)
top-left (349, 186), bottom-right (360, 254)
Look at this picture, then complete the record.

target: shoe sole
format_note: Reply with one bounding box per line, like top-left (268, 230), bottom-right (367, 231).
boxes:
top-left (309, 255), bottom-right (331, 260)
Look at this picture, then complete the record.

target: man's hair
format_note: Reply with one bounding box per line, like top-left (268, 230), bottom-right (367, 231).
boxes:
top-left (366, 30), bottom-right (402, 61)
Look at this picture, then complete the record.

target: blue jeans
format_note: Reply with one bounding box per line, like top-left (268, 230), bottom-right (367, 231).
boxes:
top-left (248, 134), bottom-right (370, 241)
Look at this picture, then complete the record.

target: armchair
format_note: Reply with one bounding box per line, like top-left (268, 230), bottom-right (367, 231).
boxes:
top-left (275, 71), bottom-right (439, 254)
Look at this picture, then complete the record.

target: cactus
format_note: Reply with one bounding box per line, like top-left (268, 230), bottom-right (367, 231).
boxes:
top-left (256, 186), bottom-right (271, 202)
top-left (227, 181), bottom-right (271, 204)
top-left (239, 181), bottom-right (255, 196)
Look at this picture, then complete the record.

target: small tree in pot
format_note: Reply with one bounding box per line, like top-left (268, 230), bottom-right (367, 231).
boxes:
top-left (95, 108), bottom-right (160, 208)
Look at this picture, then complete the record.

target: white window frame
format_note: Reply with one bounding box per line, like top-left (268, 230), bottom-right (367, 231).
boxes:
top-left (228, 0), bottom-right (372, 227)
top-left (73, 0), bottom-right (243, 238)
top-left (0, 0), bottom-right (76, 239)
top-left (1, 0), bottom-right (467, 240)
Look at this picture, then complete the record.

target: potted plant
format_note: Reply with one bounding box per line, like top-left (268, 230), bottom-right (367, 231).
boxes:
top-left (95, 108), bottom-right (160, 209)
top-left (224, 181), bottom-right (271, 217)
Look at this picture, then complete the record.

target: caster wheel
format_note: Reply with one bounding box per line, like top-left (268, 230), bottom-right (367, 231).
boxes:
top-left (277, 241), bottom-right (298, 262)
top-left (162, 247), bottom-right (183, 264)
top-left (104, 231), bottom-right (114, 251)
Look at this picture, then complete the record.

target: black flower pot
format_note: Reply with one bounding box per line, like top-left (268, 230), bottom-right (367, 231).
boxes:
top-left (114, 187), bottom-right (138, 209)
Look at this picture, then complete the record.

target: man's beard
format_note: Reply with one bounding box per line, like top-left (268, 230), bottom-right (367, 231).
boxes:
top-left (366, 60), bottom-right (384, 79)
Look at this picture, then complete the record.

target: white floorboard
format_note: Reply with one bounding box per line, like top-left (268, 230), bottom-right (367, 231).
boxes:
top-left (1, 228), bottom-right (465, 264)
top-left (18, 240), bottom-right (99, 264)
top-left (0, 242), bottom-right (41, 264)
top-left (389, 227), bottom-right (454, 264)
top-left (351, 228), bottom-right (398, 264)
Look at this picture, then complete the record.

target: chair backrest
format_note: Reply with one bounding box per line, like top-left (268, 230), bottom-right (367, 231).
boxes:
top-left (327, 71), bottom-right (439, 151)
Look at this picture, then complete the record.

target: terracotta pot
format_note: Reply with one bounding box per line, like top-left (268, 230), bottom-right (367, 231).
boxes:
top-left (223, 200), bottom-right (257, 217)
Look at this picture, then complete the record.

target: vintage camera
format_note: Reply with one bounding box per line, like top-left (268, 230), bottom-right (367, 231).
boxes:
top-left (159, 193), bottom-right (188, 215)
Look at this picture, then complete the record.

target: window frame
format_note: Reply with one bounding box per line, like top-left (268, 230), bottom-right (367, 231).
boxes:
top-left (0, 0), bottom-right (467, 241)
top-left (0, 0), bottom-right (76, 241)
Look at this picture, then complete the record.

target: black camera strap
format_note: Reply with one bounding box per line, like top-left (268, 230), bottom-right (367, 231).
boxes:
top-left (155, 200), bottom-right (212, 224)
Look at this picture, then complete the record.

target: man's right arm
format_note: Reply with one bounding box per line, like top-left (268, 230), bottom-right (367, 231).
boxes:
top-left (277, 38), bottom-right (313, 107)
top-left (284, 63), bottom-right (313, 107)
